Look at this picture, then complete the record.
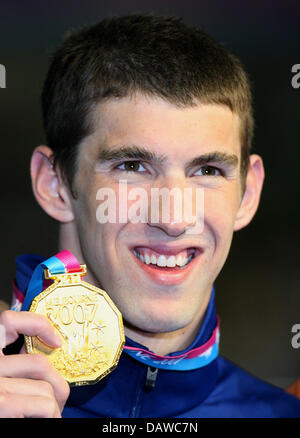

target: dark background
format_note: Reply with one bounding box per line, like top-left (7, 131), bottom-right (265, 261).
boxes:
top-left (0, 0), bottom-right (299, 389)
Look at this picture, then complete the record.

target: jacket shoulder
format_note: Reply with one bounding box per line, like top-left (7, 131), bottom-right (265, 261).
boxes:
top-left (207, 356), bottom-right (300, 418)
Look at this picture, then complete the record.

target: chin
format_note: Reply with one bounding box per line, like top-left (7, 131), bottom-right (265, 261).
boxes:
top-left (125, 306), bottom-right (194, 334)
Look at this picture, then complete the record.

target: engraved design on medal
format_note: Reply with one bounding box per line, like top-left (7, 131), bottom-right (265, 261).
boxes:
top-left (25, 272), bottom-right (125, 386)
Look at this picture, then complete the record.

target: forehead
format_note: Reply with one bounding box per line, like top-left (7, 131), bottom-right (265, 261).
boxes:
top-left (80, 94), bottom-right (241, 165)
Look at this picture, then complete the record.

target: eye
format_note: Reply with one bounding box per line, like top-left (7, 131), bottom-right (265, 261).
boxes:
top-left (194, 165), bottom-right (223, 176)
top-left (116, 161), bottom-right (146, 172)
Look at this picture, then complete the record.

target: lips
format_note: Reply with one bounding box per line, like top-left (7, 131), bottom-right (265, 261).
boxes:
top-left (130, 244), bottom-right (201, 286)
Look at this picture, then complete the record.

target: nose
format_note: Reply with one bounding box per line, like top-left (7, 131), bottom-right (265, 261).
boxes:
top-left (147, 176), bottom-right (199, 237)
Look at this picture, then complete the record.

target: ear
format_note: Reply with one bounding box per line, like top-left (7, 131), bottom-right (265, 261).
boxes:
top-left (30, 145), bottom-right (74, 223)
top-left (234, 154), bottom-right (265, 231)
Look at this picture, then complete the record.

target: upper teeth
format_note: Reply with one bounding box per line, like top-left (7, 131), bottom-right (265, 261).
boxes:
top-left (133, 250), bottom-right (192, 267)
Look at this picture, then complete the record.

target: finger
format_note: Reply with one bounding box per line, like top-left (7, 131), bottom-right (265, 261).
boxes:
top-left (0, 354), bottom-right (70, 412)
top-left (0, 310), bottom-right (62, 348)
top-left (0, 392), bottom-right (61, 418)
top-left (0, 376), bottom-right (57, 398)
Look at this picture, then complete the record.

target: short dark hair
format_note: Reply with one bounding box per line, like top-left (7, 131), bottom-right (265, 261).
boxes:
top-left (42, 13), bottom-right (253, 196)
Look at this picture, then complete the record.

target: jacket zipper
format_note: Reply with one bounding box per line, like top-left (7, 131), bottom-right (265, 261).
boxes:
top-left (129, 366), bottom-right (158, 418)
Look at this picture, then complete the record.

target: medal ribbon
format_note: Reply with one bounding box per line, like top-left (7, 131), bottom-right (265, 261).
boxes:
top-left (17, 250), bottom-right (219, 371)
top-left (123, 317), bottom-right (219, 371)
top-left (21, 250), bottom-right (81, 311)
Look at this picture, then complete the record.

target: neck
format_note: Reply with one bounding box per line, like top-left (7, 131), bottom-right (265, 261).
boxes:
top-left (123, 307), bottom-right (208, 356)
top-left (59, 222), bottom-right (81, 257)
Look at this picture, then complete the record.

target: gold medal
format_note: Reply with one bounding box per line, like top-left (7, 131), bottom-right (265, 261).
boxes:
top-left (25, 265), bottom-right (125, 386)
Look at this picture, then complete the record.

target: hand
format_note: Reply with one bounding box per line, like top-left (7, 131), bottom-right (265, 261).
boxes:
top-left (0, 310), bottom-right (70, 417)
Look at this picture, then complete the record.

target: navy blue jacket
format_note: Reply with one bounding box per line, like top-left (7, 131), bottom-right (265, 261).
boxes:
top-left (11, 254), bottom-right (300, 418)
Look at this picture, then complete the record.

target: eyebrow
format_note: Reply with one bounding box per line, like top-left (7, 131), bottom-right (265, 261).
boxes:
top-left (186, 152), bottom-right (239, 169)
top-left (97, 144), bottom-right (239, 169)
top-left (97, 144), bottom-right (167, 165)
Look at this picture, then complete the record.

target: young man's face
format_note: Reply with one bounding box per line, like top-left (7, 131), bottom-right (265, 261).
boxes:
top-left (68, 95), bottom-right (247, 334)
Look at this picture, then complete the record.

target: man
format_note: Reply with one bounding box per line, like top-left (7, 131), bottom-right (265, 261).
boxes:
top-left (1, 14), bottom-right (300, 418)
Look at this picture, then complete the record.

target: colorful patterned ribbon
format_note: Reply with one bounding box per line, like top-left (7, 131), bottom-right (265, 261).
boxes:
top-left (21, 250), bottom-right (81, 311)
top-left (124, 317), bottom-right (219, 370)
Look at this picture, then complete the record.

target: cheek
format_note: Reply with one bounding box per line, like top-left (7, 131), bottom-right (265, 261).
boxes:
top-left (76, 193), bottom-right (97, 230)
top-left (77, 174), bottom-right (120, 225)
top-left (73, 179), bottom-right (106, 255)
top-left (204, 189), bottom-right (240, 244)
top-left (96, 179), bottom-right (151, 225)
top-left (76, 182), bottom-right (127, 256)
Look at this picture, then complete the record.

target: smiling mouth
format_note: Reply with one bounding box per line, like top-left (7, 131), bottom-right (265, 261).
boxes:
top-left (132, 247), bottom-right (197, 270)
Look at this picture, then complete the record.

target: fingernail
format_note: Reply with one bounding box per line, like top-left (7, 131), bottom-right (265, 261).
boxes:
top-left (46, 313), bottom-right (64, 347)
